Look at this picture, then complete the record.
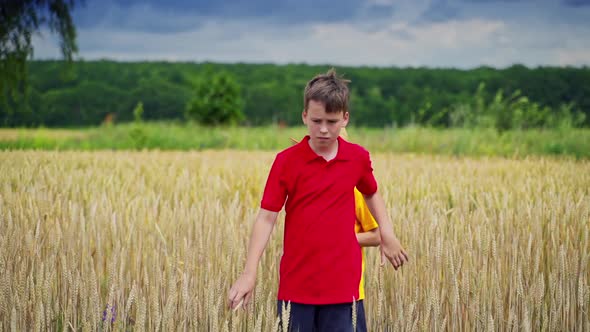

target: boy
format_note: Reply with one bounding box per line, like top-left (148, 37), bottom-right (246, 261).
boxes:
top-left (228, 69), bottom-right (408, 331)
top-left (290, 127), bottom-right (381, 331)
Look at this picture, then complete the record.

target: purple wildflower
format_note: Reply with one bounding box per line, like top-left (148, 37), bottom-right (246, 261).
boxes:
top-left (102, 304), bottom-right (117, 324)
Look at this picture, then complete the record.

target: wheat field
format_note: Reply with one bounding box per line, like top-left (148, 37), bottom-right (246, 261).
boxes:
top-left (0, 150), bottom-right (588, 331)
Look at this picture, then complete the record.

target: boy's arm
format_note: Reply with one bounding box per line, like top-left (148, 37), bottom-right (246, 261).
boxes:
top-left (228, 208), bottom-right (278, 309)
top-left (357, 228), bottom-right (380, 247)
top-left (363, 192), bottom-right (409, 270)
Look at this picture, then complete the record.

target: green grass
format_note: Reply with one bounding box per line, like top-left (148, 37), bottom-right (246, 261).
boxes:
top-left (1, 122), bottom-right (589, 158)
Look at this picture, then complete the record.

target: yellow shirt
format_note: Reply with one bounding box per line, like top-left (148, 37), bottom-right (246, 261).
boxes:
top-left (354, 188), bottom-right (379, 300)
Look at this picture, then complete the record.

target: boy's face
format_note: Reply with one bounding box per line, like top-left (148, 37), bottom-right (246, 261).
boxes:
top-left (302, 100), bottom-right (349, 149)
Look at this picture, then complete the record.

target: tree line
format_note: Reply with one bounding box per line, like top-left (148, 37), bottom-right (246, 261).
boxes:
top-left (1, 60), bottom-right (588, 129)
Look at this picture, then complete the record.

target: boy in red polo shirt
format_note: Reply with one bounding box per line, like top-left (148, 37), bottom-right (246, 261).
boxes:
top-left (228, 69), bottom-right (408, 331)
top-left (289, 127), bottom-right (380, 332)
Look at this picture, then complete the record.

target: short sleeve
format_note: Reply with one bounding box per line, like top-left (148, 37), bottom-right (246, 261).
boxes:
top-left (260, 153), bottom-right (288, 212)
top-left (354, 188), bottom-right (378, 232)
top-left (356, 150), bottom-right (378, 196)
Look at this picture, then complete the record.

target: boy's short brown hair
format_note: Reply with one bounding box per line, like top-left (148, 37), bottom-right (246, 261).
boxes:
top-left (304, 68), bottom-right (350, 114)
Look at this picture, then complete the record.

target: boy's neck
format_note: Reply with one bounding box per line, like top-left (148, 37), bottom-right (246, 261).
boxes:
top-left (308, 138), bottom-right (339, 161)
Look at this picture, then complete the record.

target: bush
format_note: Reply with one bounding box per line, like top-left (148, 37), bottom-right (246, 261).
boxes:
top-left (449, 83), bottom-right (586, 131)
top-left (185, 72), bottom-right (244, 125)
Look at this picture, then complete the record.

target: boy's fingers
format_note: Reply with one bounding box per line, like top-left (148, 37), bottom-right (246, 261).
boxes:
top-left (380, 251), bottom-right (386, 266)
top-left (229, 291), bottom-right (243, 309)
top-left (393, 256), bottom-right (401, 268)
top-left (233, 296), bottom-right (243, 310)
top-left (387, 255), bottom-right (396, 269)
top-left (398, 253), bottom-right (406, 264)
top-left (228, 289), bottom-right (236, 305)
top-left (402, 250), bottom-right (409, 262)
top-left (391, 256), bottom-right (397, 266)
top-left (233, 298), bottom-right (244, 311)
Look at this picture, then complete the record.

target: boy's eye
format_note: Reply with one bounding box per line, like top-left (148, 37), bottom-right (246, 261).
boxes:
top-left (313, 120), bottom-right (321, 123)
top-left (328, 120), bottom-right (337, 124)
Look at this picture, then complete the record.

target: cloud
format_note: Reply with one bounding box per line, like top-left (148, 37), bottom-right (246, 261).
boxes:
top-left (73, 0), bottom-right (395, 30)
top-left (556, 49), bottom-right (590, 65)
top-left (418, 0), bottom-right (462, 23)
top-left (74, 1), bottom-right (203, 33)
top-left (563, 0), bottom-right (590, 7)
top-left (459, 0), bottom-right (526, 3)
top-left (31, 0), bottom-right (590, 68)
top-left (33, 17), bottom-right (509, 67)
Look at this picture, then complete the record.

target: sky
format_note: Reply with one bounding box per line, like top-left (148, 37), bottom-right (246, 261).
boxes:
top-left (31, 0), bottom-right (590, 68)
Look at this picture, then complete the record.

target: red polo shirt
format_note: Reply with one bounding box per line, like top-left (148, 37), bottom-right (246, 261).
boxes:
top-left (261, 136), bottom-right (378, 304)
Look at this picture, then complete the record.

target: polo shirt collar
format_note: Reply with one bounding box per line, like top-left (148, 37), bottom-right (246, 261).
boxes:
top-left (298, 135), bottom-right (354, 163)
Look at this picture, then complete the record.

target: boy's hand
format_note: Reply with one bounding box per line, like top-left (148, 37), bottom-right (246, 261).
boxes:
top-left (380, 236), bottom-right (409, 270)
top-left (228, 272), bottom-right (256, 310)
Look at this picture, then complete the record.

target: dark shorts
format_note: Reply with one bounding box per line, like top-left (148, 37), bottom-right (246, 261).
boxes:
top-left (277, 300), bottom-right (367, 332)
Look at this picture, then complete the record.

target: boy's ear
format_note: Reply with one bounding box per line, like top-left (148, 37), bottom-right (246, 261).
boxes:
top-left (342, 111), bottom-right (350, 127)
top-left (302, 109), bottom-right (308, 125)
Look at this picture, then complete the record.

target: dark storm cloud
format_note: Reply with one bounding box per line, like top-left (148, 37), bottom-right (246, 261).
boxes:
top-left (73, 0), bottom-right (396, 32)
top-left (563, 0), bottom-right (590, 7)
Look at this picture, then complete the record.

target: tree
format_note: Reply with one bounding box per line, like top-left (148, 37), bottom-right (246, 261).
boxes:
top-left (132, 78), bottom-right (190, 121)
top-left (42, 81), bottom-right (124, 126)
top-left (1, 0), bottom-right (79, 105)
top-left (185, 72), bottom-right (245, 125)
top-left (133, 101), bottom-right (144, 123)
